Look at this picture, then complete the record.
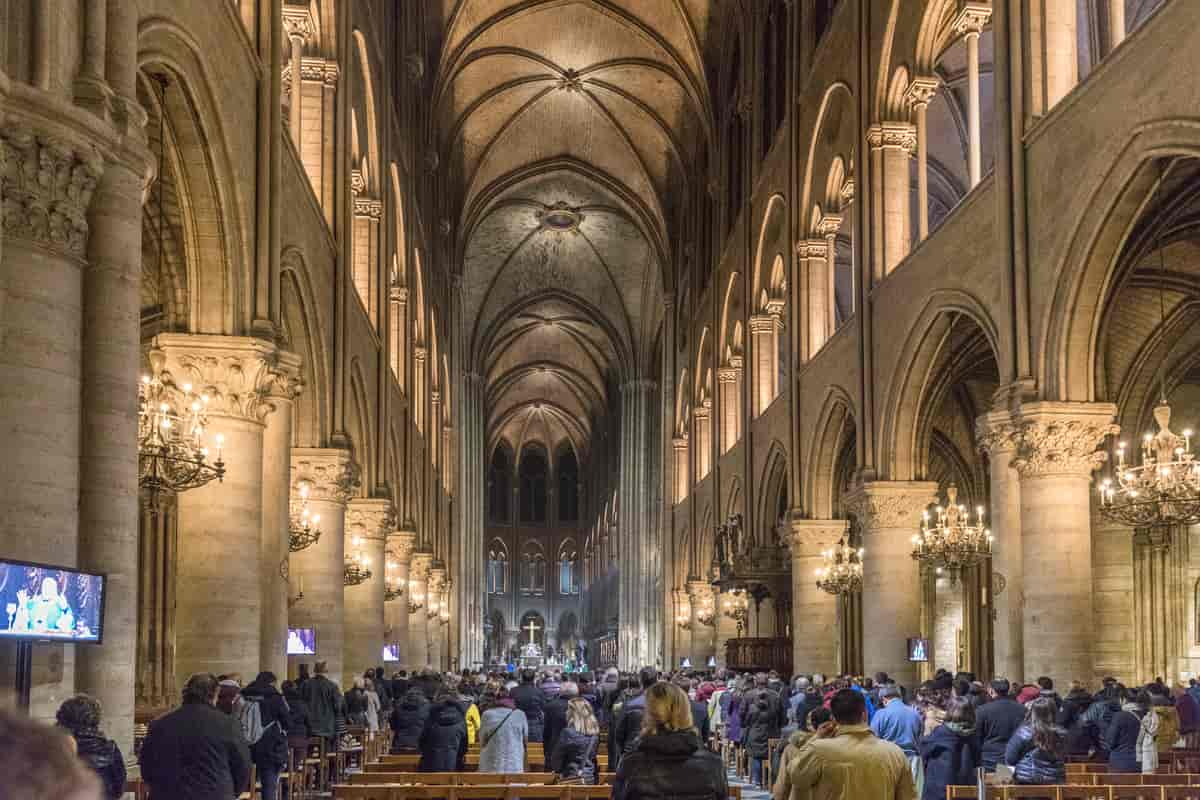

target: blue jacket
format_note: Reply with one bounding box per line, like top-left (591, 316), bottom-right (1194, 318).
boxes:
top-left (921, 724), bottom-right (980, 800)
top-left (870, 699), bottom-right (922, 758)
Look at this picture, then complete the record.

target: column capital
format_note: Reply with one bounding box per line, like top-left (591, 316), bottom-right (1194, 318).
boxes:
top-left (867, 121), bottom-right (917, 153)
top-left (844, 481), bottom-right (939, 530)
top-left (717, 366), bottom-right (740, 384)
top-left (815, 213), bottom-right (844, 238)
top-left (693, 405), bottom-right (710, 421)
top-left (672, 436), bottom-right (689, 451)
top-left (350, 168), bottom-right (365, 195)
top-left (839, 177), bottom-right (856, 206)
top-left (151, 333), bottom-right (300, 423)
top-left (428, 566), bottom-right (447, 591)
top-left (410, 551), bottom-right (434, 580)
top-left (1, 127), bottom-right (104, 260)
top-left (786, 518), bottom-right (850, 558)
top-left (291, 447), bottom-right (358, 505)
top-left (794, 238), bottom-right (828, 259)
top-left (748, 313), bottom-right (781, 334)
top-left (976, 409), bottom-right (1021, 456)
top-left (952, 3), bottom-right (992, 36)
top-left (391, 284), bottom-right (409, 303)
top-left (346, 498), bottom-right (395, 541)
top-left (904, 77), bottom-right (941, 110)
top-left (413, 346), bottom-right (427, 364)
top-left (354, 196), bottom-right (383, 220)
top-left (1011, 401), bottom-right (1118, 479)
top-left (281, 4), bottom-right (315, 41)
top-left (388, 530), bottom-right (418, 561)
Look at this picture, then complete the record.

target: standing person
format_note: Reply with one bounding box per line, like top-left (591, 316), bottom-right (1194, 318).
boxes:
top-left (742, 691), bottom-right (776, 788)
top-left (447, 674), bottom-right (482, 746)
top-left (373, 667), bottom-right (393, 716)
top-left (773, 707), bottom-right (832, 800)
top-left (785, 689), bottom-right (915, 800)
top-left (390, 686), bottom-right (432, 753)
top-left (281, 680), bottom-right (312, 739)
top-left (1005, 697), bottom-right (1067, 785)
top-left (1106, 688), bottom-right (1147, 773)
top-left (551, 697), bottom-right (601, 784)
top-left (1178, 683), bottom-right (1200, 749)
top-left (55, 694), bottom-right (126, 800)
top-left (140, 673), bottom-right (252, 800)
top-left (418, 690), bottom-right (469, 772)
top-left (511, 668), bottom-right (546, 742)
top-left (241, 672), bottom-right (290, 800)
top-left (364, 677), bottom-right (381, 732)
top-left (544, 680), bottom-right (578, 769)
top-left (613, 667), bottom-right (660, 768)
top-left (217, 675), bottom-right (243, 716)
top-left (300, 661), bottom-right (343, 747)
top-left (920, 697), bottom-right (980, 800)
top-left (975, 679), bottom-right (1027, 771)
top-left (612, 683), bottom-right (727, 800)
top-left (479, 686), bottom-right (529, 774)
top-left (344, 676), bottom-right (369, 727)
top-left (1058, 684), bottom-right (1096, 758)
top-left (296, 663), bottom-right (311, 689)
top-left (871, 684), bottom-right (923, 788)
top-left (1138, 690), bottom-right (1162, 774)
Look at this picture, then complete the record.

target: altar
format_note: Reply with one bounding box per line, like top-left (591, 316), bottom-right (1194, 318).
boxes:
top-left (520, 618), bottom-right (544, 667)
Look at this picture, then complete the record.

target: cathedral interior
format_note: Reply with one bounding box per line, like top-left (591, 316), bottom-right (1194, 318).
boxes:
top-left (1, 0), bottom-right (1199, 757)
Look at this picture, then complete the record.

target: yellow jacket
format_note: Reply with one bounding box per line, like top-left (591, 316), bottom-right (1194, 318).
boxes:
top-left (466, 702), bottom-right (481, 745)
top-left (784, 724), bottom-right (916, 800)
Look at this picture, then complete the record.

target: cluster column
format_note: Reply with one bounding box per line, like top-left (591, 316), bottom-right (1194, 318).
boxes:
top-left (1011, 401), bottom-right (1116, 687)
top-left (290, 448), bottom-right (355, 681)
top-left (386, 530), bottom-right (417, 667)
top-left (344, 498), bottom-right (394, 683)
top-left (845, 481), bottom-right (938, 687)
top-left (867, 122), bottom-right (916, 278)
top-left (408, 552), bottom-right (433, 670)
top-left (787, 519), bottom-right (848, 677)
top-left (977, 410), bottom-right (1023, 681)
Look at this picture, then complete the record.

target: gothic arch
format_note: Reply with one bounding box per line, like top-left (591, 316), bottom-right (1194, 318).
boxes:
top-left (752, 194), bottom-right (788, 311)
top-left (800, 82), bottom-right (854, 232)
top-left (757, 440), bottom-right (789, 548)
top-left (804, 385), bottom-right (857, 519)
top-left (347, 358), bottom-right (375, 495)
top-left (280, 248), bottom-right (330, 446)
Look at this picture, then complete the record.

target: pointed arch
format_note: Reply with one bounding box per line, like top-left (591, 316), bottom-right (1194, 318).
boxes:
top-left (804, 385), bottom-right (857, 518)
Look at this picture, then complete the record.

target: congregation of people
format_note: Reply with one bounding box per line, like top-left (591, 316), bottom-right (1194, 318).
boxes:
top-left (7, 659), bottom-right (1200, 800)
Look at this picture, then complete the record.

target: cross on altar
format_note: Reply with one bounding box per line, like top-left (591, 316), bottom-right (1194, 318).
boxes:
top-left (524, 618), bottom-right (541, 643)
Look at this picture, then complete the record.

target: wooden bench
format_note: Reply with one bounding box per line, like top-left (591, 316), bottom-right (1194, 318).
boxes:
top-left (335, 785), bottom-right (745, 800)
top-left (350, 773), bottom-right (557, 785)
top-left (946, 785), bottom-right (1200, 799)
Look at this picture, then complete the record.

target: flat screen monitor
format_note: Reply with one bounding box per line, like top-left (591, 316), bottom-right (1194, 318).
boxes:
top-left (287, 628), bottom-right (316, 655)
top-left (0, 559), bottom-right (106, 643)
top-left (382, 644), bottom-right (399, 662)
top-left (907, 637), bottom-right (930, 663)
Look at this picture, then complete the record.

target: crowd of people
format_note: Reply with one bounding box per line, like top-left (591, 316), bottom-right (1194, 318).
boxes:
top-left (12, 661), bottom-right (1200, 800)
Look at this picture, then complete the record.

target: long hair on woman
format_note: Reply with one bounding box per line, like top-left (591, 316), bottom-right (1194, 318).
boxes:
top-left (1026, 696), bottom-right (1065, 756)
top-left (566, 697), bottom-right (599, 736)
top-left (640, 682), bottom-right (696, 738)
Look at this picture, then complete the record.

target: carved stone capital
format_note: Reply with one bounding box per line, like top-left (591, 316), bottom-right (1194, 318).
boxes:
top-left (1011, 401), bottom-right (1118, 479)
top-left (413, 346), bottom-right (427, 365)
top-left (291, 447), bottom-right (358, 506)
top-left (844, 481), bottom-right (939, 531)
top-left (428, 566), bottom-right (447, 593)
top-left (693, 405), bottom-right (710, 421)
top-left (346, 498), bottom-right (395, 541)
top-left (409, 551), bottom-right (434, 581)
top-left (867, 121), bottom-right (917, 153)
top-left (391, 284), bottom-right (409, 303)
top-left (786, 518), bottom-right (850, 558)
top-left (952, 3), bottom-right (993, 36)
top-left (672, 437), bottom-right (689, 451)
top-left (976, 409), bottom-right (1020, 456)
top-left (717, 366), bottom-right (740, 384)
top-left (795, 238), bottom-right (828, 259)
top-left (904, 77), bottom-right (941, 110)
top-left (350, 169), bottom-right (365, 195)
top-left (1, 127), bottom-right (104, 259)
top-left (748, 313), bottom-right (780, 334)
top-left (282, 4), bottom-right (315, 41)
top-left (354, 196), bottom-right (382, 219)
top-left (151, 333), bottom-right (299, 423)
top-left (388, 529), bottom-right (418, 562)
top-left (815, 213), bottom-right (844, 238)
top-left (839, 177), bottom-right (856, 206)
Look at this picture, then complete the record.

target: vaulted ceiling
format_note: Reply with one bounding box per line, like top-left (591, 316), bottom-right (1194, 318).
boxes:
top-left (433, 0), bottom-right (718, 466)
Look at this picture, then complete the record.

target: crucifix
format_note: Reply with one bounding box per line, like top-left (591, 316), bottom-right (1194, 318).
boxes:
top-left (524, 618), bottom-right (541, 644)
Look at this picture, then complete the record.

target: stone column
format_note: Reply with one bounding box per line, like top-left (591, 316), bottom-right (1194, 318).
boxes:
top-left (694, 404), bottom-right (711, 480)
top-left (344, 498), bottom-right (393, 684)
top-left (672, 437), bottom-right (689, 503)
top-left (428, 566), bottom-right (447, 670)
top-left (1043, 0), bottom-right (1078, 109)
top-left (0, 127), bottom-right (102, 722)
top-left (749, 314), bottom-right (777, 413)
top-left (845, 481), bottom-right (938, 688)
top-left (281, 5), bottom-right (312, 149)
top-left (1108, 0), bottom-right (1126, 52)
top-left (259, 352), bottom-right (301, 679)
top-left (408, 552), bottom-right (433, 670)
top-left (953, 6), bottom-right (990, 187)
top-left (688, 580), bottom-right (717, 667)
top-left (796, 239), bottom-right (828, 360)
top-left (290, 448), bottom-right (355, 680)
top-left (867, 122), bottom-right (916, 276)
top-left (977, 410), bottom-right (1024, 681)
top-left (159, 334), bottom-right (291, 684)
top-left (787, 519), bottom-right (848, 678)
top-left (1011, 401), bottom-right (1117, 687)
top-left (617, 379), bottom-right (660, 670)
top-left (386, 530), bottom-right (416, 666)
top-left (817, 216), bottom-right (842, 338)
top-left (905, 79), bottom-right (939, 239)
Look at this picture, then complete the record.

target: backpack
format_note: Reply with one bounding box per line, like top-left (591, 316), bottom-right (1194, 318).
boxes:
top-left (238, 696), bottom-right (266, 744)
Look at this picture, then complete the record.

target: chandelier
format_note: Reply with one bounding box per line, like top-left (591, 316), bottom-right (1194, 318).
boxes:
top-left (343, 536), bottom-right (372, 586)
top-left (911, 484), bottom-right (992, 583)
top-left (384, 557), bottom-right (404, 601)
top-left (138, 363), bottom-right (226, 496)
top-left (814, 538), bottom-right (864, 596)
top-left (675, 602), bottom-right (693, 632)
top-left (288, 481), bottom-right (322, 552)
top-left (721, 589), bottom-right (750, 636)
top-left (407, 580), bottom-right (425, 615)
top-left (1098, 161), bottom-right (1200, 531)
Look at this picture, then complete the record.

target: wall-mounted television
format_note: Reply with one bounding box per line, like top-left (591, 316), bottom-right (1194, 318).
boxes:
top-left (287, 628), bottom-right (316, 655)
top-left (0, 559), bottom-right (106, 643)
top-left (382, 644), bottom-right (399, 663)
top-left (907, 637), bottom-right (930, 663)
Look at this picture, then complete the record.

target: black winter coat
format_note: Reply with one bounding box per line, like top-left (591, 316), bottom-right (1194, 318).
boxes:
top-left (140, 702), bottom-right (252, 800)
top-left (72, 730), bottom-right (127, 800)
top-left (1058, 693), bottom-right (1096, 756)
top-left (391, 690), bottom-right (432, 752)
top-left (345, 687), bottom-right (369, 726)
top-left (741, 699), bottom-right (776, 758)
top-left (612, 730), bottom-right (727, 800)
top-left (1105, 709), bottom-right (1143, 772)
top-left (282, 691), bottom-right (312, 739)
top-left (551, 726), bottom-right (598, 784)
top-left (612, 694), bottom-right (648, 769)
top-left (1004, 724), bottom-right (1066, 785)
top-left (418, 700), bottom-right (468, 772)
top-left (690, 700), bottom-right (711, 743)
top-left (920, 725), bottom-right (981, 800)
top-left (242, 680), bottom-right (291, 770)
top-left (544, 696), bottom-right (570, 765)
top-left (975, 696), bottom-right (1025, 769)
top-left (511, 683), bottom-right (546, 742)
top-left (300, 674), bottom-right (343, 738)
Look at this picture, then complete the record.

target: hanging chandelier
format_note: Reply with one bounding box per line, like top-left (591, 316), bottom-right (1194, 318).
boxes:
top-left (343, 535), bottom-right (372, 586)
top-left (1098, 161), bottom-right (1200, 530)
top-left (911, 484), bottom-right (992, 583)
top-left (138, 363), bottom-right (226, 496)
top-left (384, 557), bottom-right (404, 601)
top-left (288, 481), bottom-right (322, 552)
top-left (407, 579), bottom-right (425, 615)
top-left (721, 589), bottom-right (749, 636)
top-left (814, 538), bottom-right (864, 596)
